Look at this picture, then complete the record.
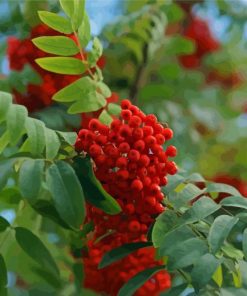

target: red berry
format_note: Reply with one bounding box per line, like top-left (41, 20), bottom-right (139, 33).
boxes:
top-left (142, 176), bottom-right (152, 187)
top-left (166, 145), bottom-right (177, 157)
top-left (150, 184), bottom-right (160, 195)
top-left (132, 128), bottom-right (144, 140)
top-left (160, 176), bottom-right (168, 186)
top-left (116, 157), bottom-right (128, 168)
top-left (88, 119), bottom-right (101, 131)
top-left (153, 124), bottom-right (163, 134)
top-left (163, 128), bottom-right (173, 140)
top-left (78, 129), bottom-right (88, 140)
top-left (95, 134), bottom-right (107, 145)
top-left (128, 220), bottom-right (141, 232)
top-left (166, 161), bottom-right (178, 175)
top-left (128, 149), bottom-right (140, 162)
top-left (145, 114), bottom-right (157, 126)
top-left (121, 99), bottom-right (131, 109)
top-left (145, 196), bottom-right (156, 207)
top-left (116, 169), bottom-right (129, 180)
top-left (119, 125), bottom-right (132, 138)
top-left (125, 204), bottom-right (135, 215)
top-left (138, 155), bottom-right (150, 167)
top-left (144, 135), bottom-right (156, 146)
top-left (129, 105), bottom-right (139, 115)
top-left (143, 126), bottom-right (153, 137)
top-left (131, 179), bottom-right (143, 191)
top-left (111, 119), bottom-right (122, 131)
top-left (121, 109), bottom-right (132, 121)
top-left (133, 140), bottom-right (145, 152)
top-left (129, 115), bottom-right (142, 128)
top-left (89, 144), bottom-right (102, 157)
top-left (119, 142), bottom-right (130, 153)
top-left (155, 134), bottom-right (165, 145)
top-left (94, 154), bottom-right (107, 165)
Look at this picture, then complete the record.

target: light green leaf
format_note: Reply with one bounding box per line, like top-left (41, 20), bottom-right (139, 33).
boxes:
top-left (0, 217), bottom-right (10, 233)
top-left (0, 132), bottom-right (9, 154)
top-left (108, 103), bottom-right (121, 116)
top-left (38, 11), bottom-right (73, 34)
top-left (25, 118), bottom-right (46, 155)
top-left (36, 57), bottom-right (86, 75)
top-left (180, 196), bottom-right (221, 224)
top-left (191, 253), bottom-right (221, 290)
top-left (7, 104), bottom-right (27, 143)
top-left (19, 159), bottom-right (44, 203)
top-left (118, 266), bottom-right (165, 296)
top-left (88, 37), bottom-right (103, 66)
top-left (53, 76), bottom-right (96, 102)
top-left (57, 131), bottom-right (77, 145)
top-left (73, 156), bottom-right (121, 215)
top-left (0, 91), bottom-right (12, 122)
top-left (72, 0), bottom-right (85, 30)
top-left (221, 244), bottom-right (244, 260)
top-left (212, 265), bottom-right (223, 287)
top-left (68, 92), bottom-right (106, 114)
top-left (78, 12), bottom-right (91, 48)
top-left (15, 227), bottom-right (59, 276)
top-left (32, 36), bottom-right (79, 56)
top-left (167, 238), bottom-right (208, 270)
top-left (243, 228), bottom-right (247, 260)
top-left (98, 110), bottom-right (112, 125)
top-left (46, 160), bottom-right (85, 230)
top-left (220, 196), bottom-right (247, 210)
top-left (99, 242), bottom-right (152, 269)
top-left (45, 128), bottom-right (60, 160)
top-left (59, 0), bottom-right (74, 18)
top-left (0, 255), bottom-right (7, 287)
top-left (208, 215), bottom-right (239, 254)
top-left (97, 82), bottom-right (111, 98)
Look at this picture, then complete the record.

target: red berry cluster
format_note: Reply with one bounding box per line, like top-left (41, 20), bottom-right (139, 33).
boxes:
top-left (179, 17), bottom-right (220, 69)
top-left (7, 24), bottom-right (105, 112)
top-left (83, 235), bottom-right (171, 296)
top-left (76, 100), bottom-right (177, 295)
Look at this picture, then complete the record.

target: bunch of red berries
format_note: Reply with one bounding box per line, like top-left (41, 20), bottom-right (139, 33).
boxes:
top-left (76, 100), bottom-right (177, 295)
top-left (7, 24), bottom-right (105, 112)
top-left (179, 17), bottom-right (220, 69)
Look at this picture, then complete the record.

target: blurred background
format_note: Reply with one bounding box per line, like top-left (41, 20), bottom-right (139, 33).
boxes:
top-left (1, 0), bottom-right (247, 294)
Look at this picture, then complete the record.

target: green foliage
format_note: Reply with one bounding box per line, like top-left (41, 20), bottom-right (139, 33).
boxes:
top-left (38, 11), bottom-right (73, 34)
top-left (0, 254), bottom-right (7, 287)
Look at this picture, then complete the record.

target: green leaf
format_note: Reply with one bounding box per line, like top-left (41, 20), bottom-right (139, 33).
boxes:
top-left (36, 57), bottom-right (86, 75)
top-left (180, 196), bottom-right (221, 224)
top-left (72, 0), bottom-right (85, 30)
top-left (221, 243), bottom-right (244, 260)
top-left (167, 238), bottom-right (208, 270)
top-left (59, 0), bottom-right (74, 18)
top-left (208, 215), bottom-right (239, 254)
top-left (46, 160), bottom-right (85, 230)
top-left (97, 82), bottom-right (111, 98)
top-left (78, 12), bottom-right (91, 48)
top-left (161, 284), bottom-right (187, 296)
top-left (19, 159), bottom-right (44, 203)
top-left (243, 229), bottom-right (247, 260)
top-left (45, 128), bottom-right (60, 160)
top-left (159, 225), bottom-right (195, 257)
top-left (88, 37), bottom-right (103, 66)
top-left (166, 35), bottom-right (195, 55)
top-left (7, 104), bottom-right (27, 143)
top-left (68, 92), bottom-right (106, 114)
top-left (0, 217), bottom-right (10, 233)
top-left (191, 253), bottom-right (221, 290)
top-left (32, 36), bottom-right (79, 56)
top-left (53, 76), bottom-right (97, 102)
top-left (118, 266), bottom-right (165, 296)
top-left (220, 196), bottom-right (247, 210)
top-left (212, 265), bottom-right (223, 287)
top-left (152, 209), bottom-right (178, 248)
top-left (73, 156), bottom-right (121, 215)
top-left (207, 183), bottom-right (241, 197)
top-left (108, 103), bottom-right (121, 116)
top-left (0, 91), bottom-right (11, 122)
top-left (99, 242), bottom-right (152, 269)
top-left (220, 288), bottom-right (247, 296)
top-left (38, 11), bottom-right (73, 34)
top-left (15, 227), bottom-right (59, 276)
top-left (25, 118), bottom-right (46, 155)
top-left (0, 132), bottom-right (9, 154)
top-left (0, 254), bottom-right (7, 287)
top-left (57, 131), bottom-right (77, 145)
top-left (98, 110), bottom-right (112, 125)
top-left (0, 159), bottom-right (14, 191)
top-left (23, 0), bottom-right (47, 27)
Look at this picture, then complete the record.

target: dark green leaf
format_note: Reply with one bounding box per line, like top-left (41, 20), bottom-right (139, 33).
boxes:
top-left (25, 118), bottom-right (46, 155)
top-left (118, 266), bottom-right (165, 296)
top-left (243, 228), bottom-right (247, 260)
top-left (46, 160), bottom-right (85, 230)
top-left (152, 209), bottom-right (178, 248)
top-left (208, 215), bottom-right (239, 254)
top-left (45, 128), bottom-right (60, 160)
top-left (32, 36), bottom-right (79, 56)
top-left (0, 254), bottom-right (7, 287)
top-left (180, 196), bottom-right (221, 224)
top-left (15, 227), bottom-right (59, 276)
top-left (191, 253), bottom-right (220, 290)
top-left (207, 183), bottom-right (241, 197)
top-left (38, 11), bottom-right (73, 34)
top-left (0, 159), bottom-right (15, 191)
top-left (220, 196), bottom-right (247, 210)
top-left (0, 217), bottom-right (10, 233)
top-left (99, 242), bottom-right (152, 269)
top-left (19, 159), bottom-right (44, 203)
top-left (160, 283), bottom-right (187, 296)
top-left (73, 156), bottom-right (121, 215)
top-left (36, 57), bottom-right (86, 75)
top-left (167, 238), bottom-right (208, 270)
top-left (7, 104), bottom-right (27, 143)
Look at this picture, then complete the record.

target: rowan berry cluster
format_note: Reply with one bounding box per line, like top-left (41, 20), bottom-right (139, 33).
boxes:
top-left (76, 100), bottom-right (177, 295)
